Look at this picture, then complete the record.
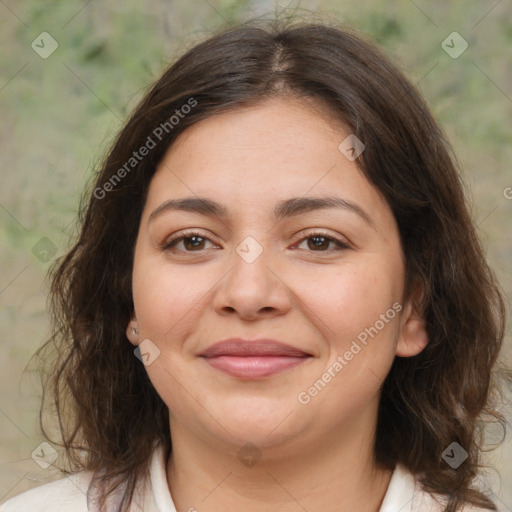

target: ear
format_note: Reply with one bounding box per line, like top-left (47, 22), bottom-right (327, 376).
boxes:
top-left (396, 282), bottom-right (429, 357)
top-left (126, 315), bottom-right (140, 346)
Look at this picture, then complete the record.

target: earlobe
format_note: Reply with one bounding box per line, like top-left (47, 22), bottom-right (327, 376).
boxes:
top-left (396, 283), bottom-right (429, 357)
top-left (126, 318), bottom-right (140, 346)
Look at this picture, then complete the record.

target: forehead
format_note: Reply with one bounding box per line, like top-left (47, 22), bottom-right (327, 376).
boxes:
top-left (144, 97), bottom-right (392, 227)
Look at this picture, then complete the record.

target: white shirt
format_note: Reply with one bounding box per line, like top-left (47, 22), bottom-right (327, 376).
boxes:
top-left (0, 445), bottom-right (486, 511)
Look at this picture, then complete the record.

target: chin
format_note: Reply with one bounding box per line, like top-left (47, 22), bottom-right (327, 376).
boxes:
top-left (209, 399), bottom-right (310, 446)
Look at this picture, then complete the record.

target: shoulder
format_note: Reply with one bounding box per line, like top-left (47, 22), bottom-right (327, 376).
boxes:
top-left (0, 472), bottom-right (93, 512)
top-left (383, 464), bottom-right (494, 512)
top-left (0, 444), bottom-right (171, 512)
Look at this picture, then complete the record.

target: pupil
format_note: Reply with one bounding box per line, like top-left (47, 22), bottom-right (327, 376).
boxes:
top-left (186, 236), bottom-right (203, 249)
top-left (310, 236), bottom-right (327, 250)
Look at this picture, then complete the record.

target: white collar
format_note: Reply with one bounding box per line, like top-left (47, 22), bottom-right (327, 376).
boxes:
top-left (149, 444), bottom-right (177, 512)
top-left (377, 462), bottom-right (419, 512)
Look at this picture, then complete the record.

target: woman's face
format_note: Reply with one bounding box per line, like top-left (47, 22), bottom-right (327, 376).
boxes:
top-left (129, 96), bottom-right (427, 457)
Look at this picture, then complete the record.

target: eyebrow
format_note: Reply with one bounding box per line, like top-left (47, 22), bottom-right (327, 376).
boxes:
top-left (148, 195), bottom-right (375, 229)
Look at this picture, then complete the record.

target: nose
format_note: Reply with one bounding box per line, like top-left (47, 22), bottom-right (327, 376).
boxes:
top-left (212, 245), bottom-right (292, 321)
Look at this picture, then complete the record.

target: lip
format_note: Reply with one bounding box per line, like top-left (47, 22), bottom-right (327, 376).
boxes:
top-left (200, 338), bottom-right (311, 358)
top-left (200, 338), bottom-right (312, 379)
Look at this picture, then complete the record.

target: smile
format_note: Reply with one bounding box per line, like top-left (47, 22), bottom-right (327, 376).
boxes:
top-left (198, 338), bottom-right (313, 379)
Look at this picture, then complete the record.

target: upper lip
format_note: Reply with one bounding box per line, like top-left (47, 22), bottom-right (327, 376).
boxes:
top-left (199, 338), bottom-right (311, 358)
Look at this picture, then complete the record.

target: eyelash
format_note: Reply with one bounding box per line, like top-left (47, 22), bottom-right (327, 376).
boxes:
top-left (161, 229), bottom-right (350, 253)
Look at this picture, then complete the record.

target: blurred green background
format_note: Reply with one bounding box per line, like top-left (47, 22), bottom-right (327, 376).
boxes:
top-left (1, 0), bottom-right (511, 509)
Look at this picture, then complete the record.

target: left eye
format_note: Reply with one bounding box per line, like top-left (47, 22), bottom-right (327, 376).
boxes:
top-left (294, 232), bottom-right (349, 252)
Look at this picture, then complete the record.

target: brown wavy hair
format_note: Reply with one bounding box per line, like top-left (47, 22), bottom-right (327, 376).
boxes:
top-left (37, 17), bottom-right (509, 512)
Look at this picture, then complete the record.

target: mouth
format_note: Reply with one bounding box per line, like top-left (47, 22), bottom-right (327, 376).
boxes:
top-left (199, 338), bottom-right (313, 379)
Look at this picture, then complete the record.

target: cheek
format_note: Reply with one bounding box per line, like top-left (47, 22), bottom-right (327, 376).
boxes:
top-left (291, 257), bottom-right (403, 345)
top-left (131, 255), bottom-right (212, 412)
top-left (132, 254), bottom-right (216, 339)
top-left (293, 266), bottom-right (401, 417)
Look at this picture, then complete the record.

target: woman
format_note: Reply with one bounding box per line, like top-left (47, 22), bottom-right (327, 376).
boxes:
top-left (1, 18), bottom-right (508, 512)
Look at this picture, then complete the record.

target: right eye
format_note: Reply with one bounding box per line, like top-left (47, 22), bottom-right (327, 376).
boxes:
top-left (161, 230), bottom-right (220, 252)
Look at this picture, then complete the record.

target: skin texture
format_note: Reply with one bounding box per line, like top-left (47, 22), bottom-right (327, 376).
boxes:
top-left (126, 96), bottom-right (429, 512)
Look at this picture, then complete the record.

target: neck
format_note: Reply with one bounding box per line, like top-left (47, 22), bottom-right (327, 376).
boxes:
top-left (166, 404), bottom-right (393, 512)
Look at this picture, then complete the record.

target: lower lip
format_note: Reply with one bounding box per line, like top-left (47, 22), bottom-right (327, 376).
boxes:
top-left (202, 355), bottom-right (310, 379)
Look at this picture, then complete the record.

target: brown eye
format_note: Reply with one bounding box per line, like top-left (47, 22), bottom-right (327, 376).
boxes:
top-left (307, 236), bottom-right (330, 250)
top-left (181, 235), bottom-right (207, 251)
top-left (295, 232), bottom-right (350, 252)
top-left (162, 231), bottom-right (217, 252)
